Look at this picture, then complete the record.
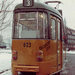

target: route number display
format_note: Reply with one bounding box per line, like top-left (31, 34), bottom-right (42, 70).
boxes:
top-left (23, 0), bottom-right (34, 7)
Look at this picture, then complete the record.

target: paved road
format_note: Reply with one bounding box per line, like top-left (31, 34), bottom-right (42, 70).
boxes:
top-left (60, 53), bottom-right (75, 75)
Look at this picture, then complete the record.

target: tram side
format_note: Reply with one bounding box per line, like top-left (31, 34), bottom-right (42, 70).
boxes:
top-left (11, 1), bottom-right (63, 75)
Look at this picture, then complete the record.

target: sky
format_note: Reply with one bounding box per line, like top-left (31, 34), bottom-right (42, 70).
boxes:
top-left (12, 0), bottom-right (75, 30)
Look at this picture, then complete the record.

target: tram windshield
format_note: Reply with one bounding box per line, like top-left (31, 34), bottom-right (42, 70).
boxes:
top-left (13, 12), bottom-right (48, 39)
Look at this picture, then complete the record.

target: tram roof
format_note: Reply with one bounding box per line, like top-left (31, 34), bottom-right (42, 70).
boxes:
top-left (14, 2), bottom-right (61, 16)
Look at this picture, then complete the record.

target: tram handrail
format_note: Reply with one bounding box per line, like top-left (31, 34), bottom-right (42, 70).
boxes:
top-left (44, 1), bottom-right (62, 4)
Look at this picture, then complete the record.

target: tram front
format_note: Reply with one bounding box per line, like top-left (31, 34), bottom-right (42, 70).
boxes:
top-left (11, 2), bottom-right (50, 75)
top-left (11, 0), bottom-right (62, 75)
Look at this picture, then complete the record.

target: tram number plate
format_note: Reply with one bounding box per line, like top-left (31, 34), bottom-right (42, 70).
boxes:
top-left (23, 0), bottom-right (34, 7)
top-left (23, 42), bottom-right (31, 47)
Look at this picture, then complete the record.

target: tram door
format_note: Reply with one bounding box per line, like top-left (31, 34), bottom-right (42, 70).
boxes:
top-left (57, 19), bottom-right (62, 70)
top-left (50, 15), bottom-right (62, 72)
top-left (50, 15), bottom-right (58, 72)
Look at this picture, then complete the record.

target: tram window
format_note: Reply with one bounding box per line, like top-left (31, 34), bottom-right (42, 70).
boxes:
top-left (13, 12), bottom-right (48, 39)
top-left (14, 25), bottom-right (18, 38)
top-left (19, 13), bottom-right (37, 38)
top-left (20, 13), bottom-right (36, 19)
top-left (44, 13), bottom-right (48, 39)
top-left (13, 13), bottom-right (18, 38)
top-left (58, 21), bottom-right (60, 40)
top-left (38, 12), bottom-right (43, 38)
top-left (51, 19), bottom-right (56, 39)
top-left (13, 12), bottom-right (37, 38)
top-left (38, 12), bottom-right (48, 39)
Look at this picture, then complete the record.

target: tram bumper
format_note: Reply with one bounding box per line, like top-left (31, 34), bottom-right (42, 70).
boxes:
top-left (13, 65), bottom-right (39, 72)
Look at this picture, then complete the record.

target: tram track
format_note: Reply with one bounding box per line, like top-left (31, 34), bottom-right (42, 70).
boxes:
top-left (0, 69), bottom-right (11, 74)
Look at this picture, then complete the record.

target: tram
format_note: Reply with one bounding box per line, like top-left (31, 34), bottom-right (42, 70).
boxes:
top-left (11, 0), bottom-right (63, 75)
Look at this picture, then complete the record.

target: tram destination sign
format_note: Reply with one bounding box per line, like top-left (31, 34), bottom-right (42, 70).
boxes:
top-left (23, 0), bottom-right (34, 7)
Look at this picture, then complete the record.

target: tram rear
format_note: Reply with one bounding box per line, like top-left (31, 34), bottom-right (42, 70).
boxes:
top-left (11, 0), bottom-right (63, 75)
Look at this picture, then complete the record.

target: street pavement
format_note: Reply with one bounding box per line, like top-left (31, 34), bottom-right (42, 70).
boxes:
top-left (60, 52), bottom-right (75, 75)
